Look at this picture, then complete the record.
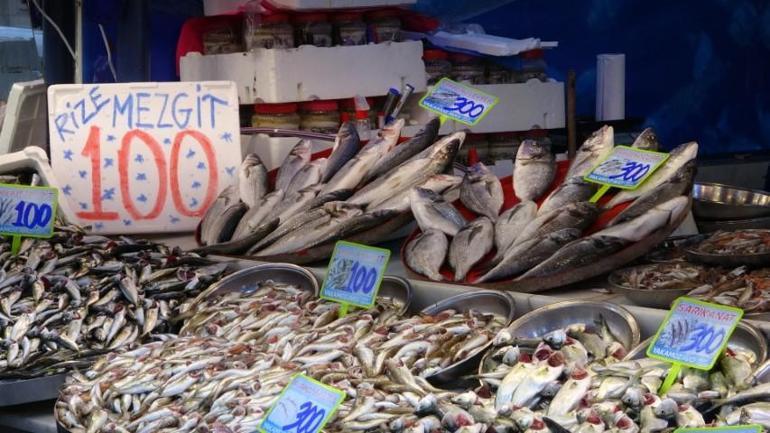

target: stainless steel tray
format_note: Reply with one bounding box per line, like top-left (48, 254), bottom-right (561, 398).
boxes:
top-left (195, 263), bottom-right (320, 301)
top-left (693, 182), bottom-right (770, 220)
top-left (379, 275), bottom-right (413, 315)
top-left (607, 264), bottom-right (699, 309)
top-left (421, 290), bottom-right (515, 386)
top-left (0, 373), bottom-right (66, 407)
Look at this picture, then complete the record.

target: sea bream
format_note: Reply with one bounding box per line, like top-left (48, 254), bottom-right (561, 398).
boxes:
top-left (604, 141), bottom-right (698, 208)
top-left (275, 139), bottom-right (311, 192)
top-left (321, 119), bottom-right (404, 195)
top-left (631, 128), bottom-right (660, 151)
top-left (514, 139), bottom-right (556, 202)
top-left (404, 229), bottom-right (448, 281)
top-left (449, 217), bottom-right (494, 281)
top-left (410, 187), bottom-right (467, 236)
top-left (492, 201), bottom-right (537, 262)
top-left (460, 162), bottom-right (504, 220)
top-left (322, 122), bottom-right (361, 183)
top-left (349, 132), bottom-right (464, 209)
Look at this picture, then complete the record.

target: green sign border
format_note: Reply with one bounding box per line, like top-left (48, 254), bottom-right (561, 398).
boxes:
top-left (646, 296), bottom-right (744, 370)
top-left (258, 373), bottom-right (346, 433)
top-left (673, 425), bottom-right (762, 433)
top-left (320, 240), bottom-right (390, 310)
top-left (583, 145), bottom-right (670, 190)
top-left (418, 77), bottom-right (500, 126)
top-left (0, 183), bottom-right (58, 239)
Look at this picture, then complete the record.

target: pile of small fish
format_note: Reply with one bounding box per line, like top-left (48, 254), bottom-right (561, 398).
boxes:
top-left (693, 230), bottom-right (770, 256)
top-left (612, 263), bottom-right (710, 291)
top-left (471, 315), bottom-right (770, 433)
top-left (198, 119), bottom-right (465, 259)
top-left (405, 126), bottom-right (697, 283)
top-left (0, 226), bottom-right (228, 378)
top-left (57, 281), bottom-right (511, 432)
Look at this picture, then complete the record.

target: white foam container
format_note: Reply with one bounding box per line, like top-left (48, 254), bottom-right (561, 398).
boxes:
top-left (204, 0), bottom-right (415, 15)
top-left (406, 80), bottom-right (566, 134)
top-left (0, 79), bottom-right (47, 155)
top-left (180, 41), bottom-right (427, 104)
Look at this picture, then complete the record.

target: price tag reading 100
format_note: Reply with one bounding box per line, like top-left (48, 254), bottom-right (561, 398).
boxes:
top-left (0, 184), bottom-right (57, 254)
top-left (321, 241), bottom-right (390, 314)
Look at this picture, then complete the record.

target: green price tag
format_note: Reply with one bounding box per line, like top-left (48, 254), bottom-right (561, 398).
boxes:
top-left (647, 297), bottom-right (743, 393)
top-left (321, 241), bottom-right (390, 316)
top-left (674, 425), bottom-right (762, 433)
top-left (0, 184), bottom-right (58, 254)
top-left (583, 146), bottom-right (669, 202)
top-left (259, 374), bottom-right (345, 433)
top-left (419, 78), bottom-right (499, 126)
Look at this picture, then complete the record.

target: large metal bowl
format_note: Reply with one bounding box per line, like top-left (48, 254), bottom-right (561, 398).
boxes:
top-left (194, 263), bottom-right (319, 302)
top-left (608, 264), bottom-right (701, 309)
top-left (624, 321), bottom-right (767, 367)
top-left (693, 182), bottom-right (770, 220)
top-left (695, 216), bottom-right (770, 233)
top-left (378, 275), bottom-right (413, 315)
top-left (421, 291), bottom-right (516, 385)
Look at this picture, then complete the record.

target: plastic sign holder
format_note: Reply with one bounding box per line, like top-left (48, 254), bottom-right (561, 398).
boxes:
top-left (259, 374), bottom-right (345, 433)
top-left (584, 146), bottom-right (669, 203)
top-left (647, 297), bottom-right (743, 394)
top-left (419, 78), bottom-right (499, 126)
top-left (0, 184), bottom-right (57, 254)
top-left (320, 240), bottom-right (390, 318)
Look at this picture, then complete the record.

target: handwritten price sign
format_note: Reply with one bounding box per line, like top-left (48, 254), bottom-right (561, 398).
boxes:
top-left (419, 78), bottom-right (498, 126)
top-left (321, 241), bottom-right (390, 310)
top-left (648, 297), bottom-right (743, 370)
top-left (259, 374), bottom-right (345, 433)
top-left (585, 146), bottom-right (669, 190)
top-left (47, 82), bottom-right (241, 234)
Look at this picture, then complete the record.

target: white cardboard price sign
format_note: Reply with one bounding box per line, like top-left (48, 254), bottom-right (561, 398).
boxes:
top-left (419, 78), bottom-right (499, 126)
top-left (47, 82), bottom-right (241, 234)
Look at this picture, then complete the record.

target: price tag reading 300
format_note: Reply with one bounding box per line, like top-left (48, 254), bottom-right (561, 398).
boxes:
top-left (647, 297), bottom-right (743, 370)
top-left (419, 78), bottom-right (499, 126)
top-left (584, 146), bottom-right (669, 190)
top-left (321, 241), bottom-right (390, 309)
top-left (0, 184), bottom-right (57, 238)
top-left (259, 374), bottom-right (345, 433)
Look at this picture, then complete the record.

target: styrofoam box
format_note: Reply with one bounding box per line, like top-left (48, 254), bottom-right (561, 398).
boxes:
top-left (204, 0), bottom-right (416, 15)
top-left (406, 80), bottom-right (566, 134)
top-left (180, 41), bottom-right (427, 104)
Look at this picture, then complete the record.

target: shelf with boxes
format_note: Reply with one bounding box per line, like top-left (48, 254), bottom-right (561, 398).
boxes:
top-left (204, 0), bottom-right (417, 16)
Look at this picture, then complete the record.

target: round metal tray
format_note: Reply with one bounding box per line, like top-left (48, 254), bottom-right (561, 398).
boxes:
top-left (607, 264), bottom-right (701, 309)
top-left (194, 263), bottom-right (319, 303)
top-left (479, 300), bottom-right (641, 378)
top-left (421, 291), bottom-right (516, 385)
top-left (624, 321), bottom-right (767, 367)
top-left (378, 275), bottom-right (413, 315)
top-left (692, 182), bottom-right (770, 220)
top-left (684, 248), bottom-right (770, 268)
top-left (0, 373), bottom-right (67, 407)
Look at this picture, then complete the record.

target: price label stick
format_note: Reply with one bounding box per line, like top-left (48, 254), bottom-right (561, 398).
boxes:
top-left (647, 297), bottom-right (743, 394)
top-left (0, 184), bottom-right (58, 255)
top-left (259, 374), bottom-right (345, 433)
top-left (419, 78), bottom-right (499, 127)
top-left (583, 146), bottom-right (670, 203)
top-left (321, 241), bottom-right (390, 318)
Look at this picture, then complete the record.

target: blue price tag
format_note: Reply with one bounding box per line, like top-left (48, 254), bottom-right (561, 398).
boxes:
top-left (0, 184), bottom-right (57, 238)
top-left (584, 146), bottom-right (669, 190)
top-left (320, 241), bottom-right (390, 309)
top-left (419, 78), bottom-right (499, 126)
top-left (647, 297), bottom-right (743, 370)
top-left (259, 374), bottom-right (345, 433)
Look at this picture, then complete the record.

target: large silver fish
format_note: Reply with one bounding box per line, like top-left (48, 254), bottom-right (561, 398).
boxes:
top-left (631, 127), bottom-right (659, 151)
top-left (286, 158), bottom-right (326, 195)
top-left (605, 141), bottom-right (698, 208)
top-left (514, 201), bottom-right (599, 247)
top-left (231, 190), bottom-right (284, 240)
top-left (320, 119), bottom-right (404, 195)
top-left (493, 201), bottom-right (537, 260)
top-left (371, 174), bottom-right (462, 213)
top-left (304, 209), bottom-right (401, 250)
top-left (410, 187), bottom-right (467, 236)
top-left (349, 132), bottom-right (464, 209)
top-left (275, 140), bottom-right (311, 192)
top-left (460, 162), bottom-right (504, 220)
top-left (238, 153), bottom-right (268, 208)
top-left (265, 184), bottom-right (321, 223)
top-left (199, 185), bottom-right (239, 244)
top-left (322, 122), bottom-right (360, 183)
top-left (565, 125), bottom-right (614, 180)
top-left (364, 117), bottom-right (441, 183)
top-left (449, 217), bottom-right (494, 281)
top-left (202, 201), bottom-right (248, 245)
top-left (476, 228), bottom-right (580, 283)
top-left (538, 177), bottom-right (598, 216)
top-left (193, 219), bottom-right (279, 255)
top-left (405, 229), bottom-right (448, 281)
top-left (514, 139), bottom-right (556, 202)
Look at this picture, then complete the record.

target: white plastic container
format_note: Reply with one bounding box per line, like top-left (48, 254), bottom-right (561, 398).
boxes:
top-left (0, 79), bottom-right (47, 155)
top-left (180, 41), bottom-right (427, 104)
